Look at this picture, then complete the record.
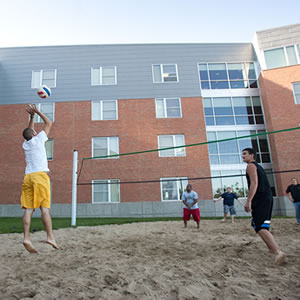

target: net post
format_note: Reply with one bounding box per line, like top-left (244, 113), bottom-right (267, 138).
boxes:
top-left (71, 150), bottom-right (78, 227)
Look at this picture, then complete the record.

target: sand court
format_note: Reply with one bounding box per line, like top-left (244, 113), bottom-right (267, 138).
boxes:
top-left (0, 218), bottom-right (299, 299)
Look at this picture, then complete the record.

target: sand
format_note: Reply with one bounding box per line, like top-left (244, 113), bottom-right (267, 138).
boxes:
top-left (0, 218), bottom-right (299, 300)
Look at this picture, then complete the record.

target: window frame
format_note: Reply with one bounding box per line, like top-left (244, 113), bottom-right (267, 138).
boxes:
top-left (197, 62), bottom-right (258, 90)
top-left (92, 136), bottom-right (119, 159)
top-left (158, 134), bottom-right (186, 157)
top-left (160, 177), bottom-right (188, 201)
top-left (152, 64), bottom-right (179, 83)
top-left (45, 138), bottom-right (54, 161)
top-left (91, 66), bottom-right (117, 86)
top-left (92, 179), bottom-right (120, 203)
top-left (31, 69), bottom-right (57, 88)
top-left (292, 82), bottom-right (300, 104)
top-left (33, 103), bottom-right (55, 123)
top-left (155, 98), bottom-right (182, 118)
top-left (263, 45), bottom-right (300, 69)
top-left (91, 100), bottom-right (118, 120)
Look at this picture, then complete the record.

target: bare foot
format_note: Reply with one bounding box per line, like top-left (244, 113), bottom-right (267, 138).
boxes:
top-left (46, 240), bottom-right (59, 249)
top-left (274, 252), bottom-right (286, 265)
top-left (221, 218), bottom-right (226, 222)
top-left (23, 241), bottom-right (38, 253)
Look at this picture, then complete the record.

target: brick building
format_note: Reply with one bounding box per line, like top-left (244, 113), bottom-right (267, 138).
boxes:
top-left (0, 23), bottom-right (299, 217)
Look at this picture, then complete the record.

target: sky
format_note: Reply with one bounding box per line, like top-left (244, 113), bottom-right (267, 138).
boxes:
top-left (0, 0), bottom-right (299, 47)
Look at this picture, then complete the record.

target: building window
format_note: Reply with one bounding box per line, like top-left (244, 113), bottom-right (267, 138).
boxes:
top-left (152, 64), bottom-right (178, 83)
top-left (91, 66), bottom-right (117, 85)
top-left (92, 100), bottom-right (118, 120)
top-left (161, 177), bottom-right (188, 201)
top-left (45, 139), bottom-right (53, 160)
top-left (33, 103), bottom-right (55, 123)
top-left (264, 45), bottom-right (300, 69)
top-left (206, 129), bottom-right (271, 165)
top-left (31, 70), bottom-right (56, 88)
top-left (198, 62), bottom-right (257, 90)
top-left (155, 98), bottom-right (182, 118)
top-left (211, 169), bottom-right (276, 198)
top-left (158, 135), bottom-right (185, 157)
top-left (92, 137), bottom-right (119, 158)
top-left (292, 82), bottom-right (300, 104)
top-left (92, 179), bottom-right (120, 203)
top-left (203, 96), bottom-right (264, 126)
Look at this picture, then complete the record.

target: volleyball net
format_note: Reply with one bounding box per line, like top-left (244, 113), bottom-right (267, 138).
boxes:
top-left (71, 126), bottom-right (300, 225)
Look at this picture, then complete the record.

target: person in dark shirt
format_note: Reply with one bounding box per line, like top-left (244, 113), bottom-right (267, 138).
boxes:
top-left (243, 147), bottom-right (285, 265)
top-left (286, 177), bottom-right (300, 224)
top-left (214, 187), bottom-right (243, 223)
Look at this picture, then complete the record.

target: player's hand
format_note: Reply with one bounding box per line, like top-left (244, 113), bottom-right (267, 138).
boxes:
top-left (25, 105), bottom-right (35, 117)
top-left (213, 199), bottom-right (217, 202)
top-left (30, 104), bottom-right (39, 113)
top-left (244, 201), bottom-right (252, 212)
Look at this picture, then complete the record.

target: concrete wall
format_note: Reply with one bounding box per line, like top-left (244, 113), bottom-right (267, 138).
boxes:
top-left (0, 197), bottom-right (294, 218)
top-left (0, 43), bottom-right (255, 105)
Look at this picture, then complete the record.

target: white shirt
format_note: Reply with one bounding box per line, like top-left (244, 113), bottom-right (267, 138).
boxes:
top-left (182, 191), bottom-right (199, 209)
top-left (23, 130), bottom-right (49, 175)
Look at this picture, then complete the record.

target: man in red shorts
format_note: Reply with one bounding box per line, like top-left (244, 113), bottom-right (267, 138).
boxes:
top-left (182, 184), bottom-right (200, 229)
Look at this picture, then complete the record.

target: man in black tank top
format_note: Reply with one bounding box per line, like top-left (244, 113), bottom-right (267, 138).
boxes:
top-left (242, 148), bottom-right (285, 265)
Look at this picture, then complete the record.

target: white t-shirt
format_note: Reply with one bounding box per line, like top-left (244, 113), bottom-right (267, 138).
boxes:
top-left (23, 130), bottom-right (49, 175)
top-left (182, 191), bottom-right (199, 209)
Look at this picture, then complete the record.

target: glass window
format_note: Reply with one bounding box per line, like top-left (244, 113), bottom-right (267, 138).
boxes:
top-left (155, 98), bottom-right (181, 118)
top-left (246, 62), bottom-right (256, 79)
top-left (211, 171), bottom-right (222, 198)
top-left (91, 67), bottom-right (117, 85)
top-left (286, 46), bottom-right (298, 65)
top-left (232, 97), bottom-right (252, 115)
top-left (31, 70), bottom-right (56, 88)
top-left (163, 65), bottom-right (178, 82)
top-left (34, 103), bottom-right (55, 123)
top-left (158, 135), bottom-right (185, 157)
top-left (213, 98), bottom-right (233, 115)
top-left (93, 180), bottom-right (120, 203)
top-left (102, 67), bottom-right (117, 85)
top-left (92, 137), bottom-right (119, 159)
top-left (264, 48), bottom-right (287, 69)
top-left (45, 139), bottom-right (53, 160)
top-left (292, 82), bottom-right (300, 104)
top-left (228, 63), bottom-right (247, 88)
top-left (92, 100), bottom-right (118, 120)
top-left (208, 63), bottom-right (228, 81)
top-left (203, 98), bottom-right (213, 116)
top-left (153, 64), bottom-right (178, 83)
top-left (217, 131), bottom-right (238, 154)
top-left (161, 178), bottom-right (188, 201)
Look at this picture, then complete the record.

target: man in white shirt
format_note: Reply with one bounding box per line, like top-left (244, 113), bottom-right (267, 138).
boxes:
top-left (182, 184), bottom-right (200, 229)
top-left (21, 104), bottom-right (58, 253)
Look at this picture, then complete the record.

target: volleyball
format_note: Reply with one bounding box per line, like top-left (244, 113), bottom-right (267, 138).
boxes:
top-left (37, 85), bottom-right (51, 98)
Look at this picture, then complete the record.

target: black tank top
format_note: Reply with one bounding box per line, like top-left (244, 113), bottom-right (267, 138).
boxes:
top-left (246, 161), bottom-right (271, 196)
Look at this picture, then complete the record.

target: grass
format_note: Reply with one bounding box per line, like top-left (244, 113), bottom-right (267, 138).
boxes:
top-left (0, 216), bottom-right (293, 234)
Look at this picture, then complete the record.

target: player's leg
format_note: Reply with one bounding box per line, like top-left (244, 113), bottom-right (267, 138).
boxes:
top-left (22, 208), bottom-right (37, 253)
top-left (40, 206), bottom-right (58, 249)
top-left (192, 208), bottom-right (200, 229)
top-left (222, 205), bottom-right (229, 222)
top-left (230, 206), bottom-right (236, 223)
top-left (258, 229), bottom-right (285, 264)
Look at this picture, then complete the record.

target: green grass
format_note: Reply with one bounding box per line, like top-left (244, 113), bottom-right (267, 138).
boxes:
top-left (0, 216), bottom-right (293, 234)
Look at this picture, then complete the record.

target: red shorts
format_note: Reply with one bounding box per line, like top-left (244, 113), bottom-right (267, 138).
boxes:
top-left (183, 208), bottom-right (200, 222)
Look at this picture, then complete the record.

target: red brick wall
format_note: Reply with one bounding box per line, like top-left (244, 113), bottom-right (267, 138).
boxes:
top-left (259, 65), bottom-right (300, 196)
top-left (0, 97), bottom-right (212, 205)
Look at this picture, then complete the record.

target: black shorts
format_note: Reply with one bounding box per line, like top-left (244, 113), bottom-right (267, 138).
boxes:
top-left (251, 193), bottom-right (273, 233)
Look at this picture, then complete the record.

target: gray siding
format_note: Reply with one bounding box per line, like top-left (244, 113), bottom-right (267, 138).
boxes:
top-left (0, 43), bottom-right (255, 105)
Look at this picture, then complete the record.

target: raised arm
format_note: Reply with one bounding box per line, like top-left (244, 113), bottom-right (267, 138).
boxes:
top-left (244, 164), bottom-right (258, 212)
top-left (25, 105), bottom-right (35, 129)
top-left (32, 104), bottom-right (52, 136)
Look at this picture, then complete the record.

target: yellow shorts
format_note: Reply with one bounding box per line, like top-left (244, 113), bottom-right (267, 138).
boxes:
top-left (21, 172), bottom-right (51, 209)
